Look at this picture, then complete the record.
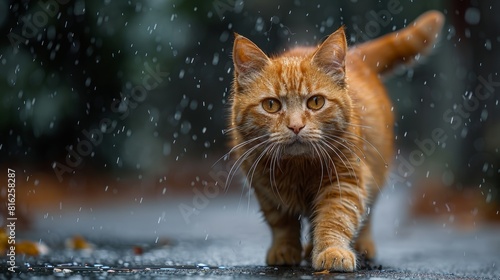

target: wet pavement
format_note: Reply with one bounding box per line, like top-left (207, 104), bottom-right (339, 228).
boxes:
top-left (2, 187), bottom-right (500, 279)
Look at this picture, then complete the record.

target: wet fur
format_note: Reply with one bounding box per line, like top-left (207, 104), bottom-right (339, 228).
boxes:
top-left (227, 11), bottom-right (444, 271)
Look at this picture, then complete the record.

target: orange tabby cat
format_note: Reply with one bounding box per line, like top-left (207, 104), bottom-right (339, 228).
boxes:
top-left (229, 11), bottom-right (444, 271)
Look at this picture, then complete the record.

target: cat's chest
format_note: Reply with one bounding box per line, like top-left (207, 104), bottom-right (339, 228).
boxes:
top-left (262, 160), bottom-right (320, 187)
top-left (248, 159), bottom-right (325, 213)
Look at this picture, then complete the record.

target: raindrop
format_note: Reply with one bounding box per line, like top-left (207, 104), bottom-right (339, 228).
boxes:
top-left (212, 53), bottom-right (219, 66)
top-left (255, 17), bottom-right (264, 32)
top-left (482, 163), bottom-right (489, 172)
top-left (326, 16), bottom-right (334, 27)
top-left (464, 7), bottom-right (480, 25)
top-left (449, 215), bottom-right (455, 223)
top-left (480, 109), bottom-right (488, 121)
top-left (74, 0), bottom-right (86, 16)
top-left (219, 31), bottom-right (230, 42)
top-left (180, 121), bottom-right (192, 134)
top-left (190, 100), bottom-right (198, 110)
top-left (163, 143), bottom-right (171, 156)
top-left (485, 39), bottom-right (492, 50)
top-left (174, 111), bottom-right (182, 121)
top-left (460, 127), bottom-right (468, 138)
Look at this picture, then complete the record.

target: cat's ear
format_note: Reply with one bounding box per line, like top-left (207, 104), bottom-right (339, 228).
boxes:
top-left (311, 27), bottom-right (347, 83)
top-left (233, 33), bottom-right (270, 83)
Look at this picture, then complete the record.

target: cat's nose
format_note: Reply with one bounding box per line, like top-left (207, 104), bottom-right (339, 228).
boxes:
top-left (288, 124), bottom-right (305, 134)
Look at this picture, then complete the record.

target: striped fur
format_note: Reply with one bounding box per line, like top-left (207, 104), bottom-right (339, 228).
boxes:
top-left (229, 11), bottom-right (444, 272)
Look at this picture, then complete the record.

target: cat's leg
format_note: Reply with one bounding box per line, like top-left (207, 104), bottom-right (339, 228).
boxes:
top-left (311, 181), bottom-right (366, 272)
top-left (353, 217), bottom-right (375, 260)
top-left (266, 213), bottom-right (302, 266)
top-left (256, 194), bottom-right (302, 266)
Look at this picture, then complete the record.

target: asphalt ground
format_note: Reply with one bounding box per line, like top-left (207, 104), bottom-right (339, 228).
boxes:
top-left (2, 187), bottom-right (499, 279)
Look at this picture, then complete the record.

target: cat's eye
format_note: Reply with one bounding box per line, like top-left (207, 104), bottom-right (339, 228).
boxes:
top-left (262, 98), bottom-right (282, 113)
top-left (307, 95), bottom-right (325, 110)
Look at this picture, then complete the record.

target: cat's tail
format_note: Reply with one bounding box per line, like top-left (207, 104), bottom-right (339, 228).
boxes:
top-left (352, 10), bottom-right (445, 75)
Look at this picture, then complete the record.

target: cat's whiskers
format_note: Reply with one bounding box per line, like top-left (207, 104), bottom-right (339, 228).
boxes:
top-left (246, 143), bottom-right (273, 192)
top-left (244, 141), bottom-right (286, 205)
top-left (222, 126), bottom-right (238, 135)
top-left (321, 134), bottom-right (366, 183)
top-left (320, 138), bottom-right (368, 209)
top-left (310, 143), bottom-right (331, 199)
top-left (309, 143), bottom-right (323, 189)
top-left (226, 139), bottom-right (271, 193)
top-left (316, 143), bottom-right (342, 200)
top-left (344, 122), bottom-right (373, 130)
top-left (319, 139), bottom-right (357, 189)
top-left (213, 134), bottom-right (268, 168)
top-left (305, 130), bottom-right (365, 205)
top-left (265, 133), bottom-right (290, 172)
top-left (319, 138), bottom-right (357, 175)
top-left (325, 127), bottom-right (388, 167)
top-left (323, 133), bottom-right (368, 161)
top-left (323, 133), bottom-right (384, 194)
top-left (323, 127), bottom-right (387, 193)
top-left (269, 145), bottom-right (286, 205)
top-left (314, 143), bottom-right (335, 182)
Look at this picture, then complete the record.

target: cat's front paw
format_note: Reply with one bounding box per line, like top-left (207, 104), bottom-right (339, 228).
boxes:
top-left (312, 247), bottom-right (356, 272)
top-left (266, 242), bottom-right (302, 266)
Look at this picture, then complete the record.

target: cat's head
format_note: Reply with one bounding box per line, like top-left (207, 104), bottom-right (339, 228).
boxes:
top-left (230, 28), bottom-right (353, 157)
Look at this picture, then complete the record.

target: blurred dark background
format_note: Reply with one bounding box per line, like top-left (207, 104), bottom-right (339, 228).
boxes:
top-left (0, 0), bottom-right (499, 214)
